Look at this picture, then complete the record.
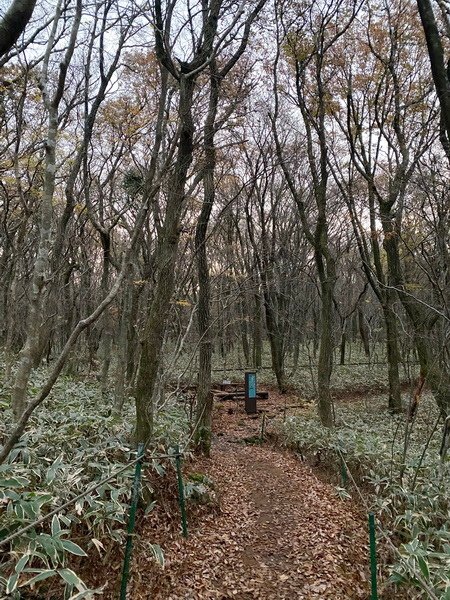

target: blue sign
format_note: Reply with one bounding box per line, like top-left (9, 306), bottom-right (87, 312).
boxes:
top-left (246, 372), bottom-right (257, 398)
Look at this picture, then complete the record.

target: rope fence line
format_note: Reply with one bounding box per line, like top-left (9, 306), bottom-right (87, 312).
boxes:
top-left (210, 361), bottom-right (420, 372)
top-left (2, 392), bottom-right (208, 550)
top-left (0, 449), bottom-right (187, 549)
top-left (1, 444), bottom-right (192, 599)
top-left (256, 411), bottom-right (440, 599)
top-left (335, 447), bottom-right (440, 600)
top-left (2, 394), bottom-right (441, 597)
top-left (251, 411), bottom-right (439, 598)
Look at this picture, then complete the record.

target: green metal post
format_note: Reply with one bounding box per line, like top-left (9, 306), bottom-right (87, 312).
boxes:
top-left (120, 443), bottom-right (145, 600)
top-left (260, 412), bottom-right (266, 444)
top-left (175, 445), bottom-right (188, 538)
top-left (340, 456), bottom-right (347, 488)
top-left (369, 512), bottom-right (378, 600)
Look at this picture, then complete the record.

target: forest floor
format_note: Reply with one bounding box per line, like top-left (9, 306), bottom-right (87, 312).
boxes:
top-left (116, 389), bottom-right (370, 600)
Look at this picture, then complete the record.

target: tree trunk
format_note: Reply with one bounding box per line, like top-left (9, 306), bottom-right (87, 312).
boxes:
top-left (126, 278), bottom-right (141, 384)
top-left (340, 318), bottom-right (347, 365)
top-left (252, 290), bottom-right (263, 368)
top-left (114, 283), bottom-right (132, 414)
top-left (262, 289), bottom-right (286, 392)
top-left (291, 336), bottom-right (300, 375)
top-left (382, 298), bottom-right (403, 413)
top-left (10, 1), bottom-right (81, 420)
top-left (240, 293), bottom-right (251, 366)
top-left (358, 308), bottom-right (370, 358)
top-left (317, 256), bottom-right (335, 427)
top-left (381, 203), bottom-right (450, 416)
top-left (194, 66), bottom-right (219, 456)
top-left (0, 0), bottom-right (37, 58)
top-left (135, 75), bottom-right (196, 445)
top-left (416, 0), bottom-right (450, 158)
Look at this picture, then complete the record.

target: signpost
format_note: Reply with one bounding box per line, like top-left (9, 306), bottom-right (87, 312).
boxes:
top-left (245, 371), bottom-right (257, 414)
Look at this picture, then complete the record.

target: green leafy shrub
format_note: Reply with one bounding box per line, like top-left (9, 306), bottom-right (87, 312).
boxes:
top-left (0, 363), bottom-right (188, 598)
top-left (185, 473), bottom-right (216, 505)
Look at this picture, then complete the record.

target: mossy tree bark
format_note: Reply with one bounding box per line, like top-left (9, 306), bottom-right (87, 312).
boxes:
top-left (135, 75), bottom-right (196, 444)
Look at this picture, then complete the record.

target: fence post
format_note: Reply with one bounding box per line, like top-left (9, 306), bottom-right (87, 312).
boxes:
top-left (120, 443), bottom-right (145, 600)
top-left (369, 512), bottom-right (378, 600)
top-left (259, 412), bottom-right (266, 444)
top-left (175, 445), bottom-right (188, 538)
top-left (340, 456), bottom-right (347, 488)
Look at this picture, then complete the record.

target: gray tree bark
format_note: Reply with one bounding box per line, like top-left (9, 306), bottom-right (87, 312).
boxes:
top-left (11, 0), bottom-right (81, 420)
top-left (0, 0), bottom-right (37, 57)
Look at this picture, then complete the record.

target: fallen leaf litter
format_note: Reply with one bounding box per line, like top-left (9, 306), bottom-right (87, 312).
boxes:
top-left (121, 389), bottom-right (369, 599)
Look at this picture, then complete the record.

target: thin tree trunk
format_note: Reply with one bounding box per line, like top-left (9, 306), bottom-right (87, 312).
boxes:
top-left (381, 204), bottom-right (450, 416)
top-left (358, 308), bottom-right (370, 358)
top-left (253, 290), bottom-right (263, 368)
top-left (382, 299), bottom-right (403, 412)
top-left (263, 295), bottom-right (286, 392)
top-left (317, 256), bottom-right (335, 427)
top-left (241, 311), bottom-right (251, 366)
top-left (114, 282), bottom-right (132, 414)
top-left (416, 0), bottom-right (450, 159)
top-left (340, 318), bottom-right (347, 365)
top-left (11, 0), bottom-right (81, 420)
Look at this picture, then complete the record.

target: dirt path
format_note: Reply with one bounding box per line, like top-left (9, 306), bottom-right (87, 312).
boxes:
top-left (126, 394), bottom-right (369, 599)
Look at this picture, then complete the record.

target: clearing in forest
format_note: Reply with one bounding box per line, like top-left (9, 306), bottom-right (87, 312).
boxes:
top-left (122, 393), bottom-right (369, 600)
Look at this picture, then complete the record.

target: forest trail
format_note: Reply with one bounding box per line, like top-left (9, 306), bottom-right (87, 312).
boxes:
top-left (127, 396), bottom-right (370, 599)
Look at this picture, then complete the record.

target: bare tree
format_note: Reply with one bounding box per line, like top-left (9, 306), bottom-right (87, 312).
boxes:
top-left (272, 0), bottom-right (360, 425)
top-left (11, 0), bottom-right (82, 419)
top-left (134, 0), bottom-right (267, 446)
